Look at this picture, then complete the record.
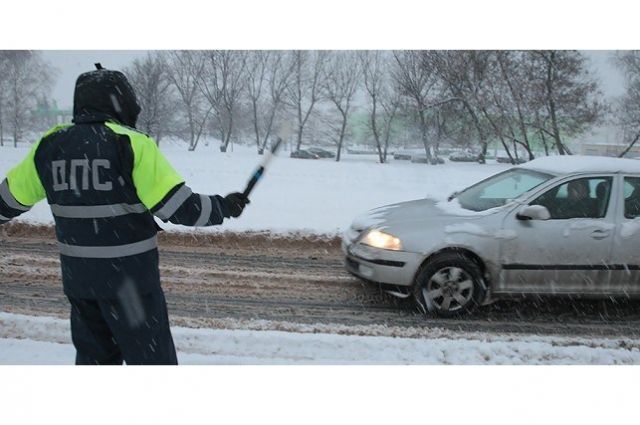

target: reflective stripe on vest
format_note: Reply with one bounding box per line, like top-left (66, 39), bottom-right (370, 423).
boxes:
top-left (154, 185), bottom-right (192, 220)
top-left (58, 236), bottom-right (158, 258)
top-left (194, 195), bottom-right (212, 227)
top-left (0, 180), bottom-right (30, 212)
top-left (213, 196), bottom-right (223, 222)
top-left (50, 203), bottom-right (147, 218)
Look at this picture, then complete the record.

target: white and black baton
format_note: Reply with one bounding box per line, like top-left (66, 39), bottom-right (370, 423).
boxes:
top-left (242, 137), bottom-right (283, 198)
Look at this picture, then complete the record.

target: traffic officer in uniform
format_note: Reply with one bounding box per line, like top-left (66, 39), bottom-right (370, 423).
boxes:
top-left (0, 64), bottom-right (249, 365)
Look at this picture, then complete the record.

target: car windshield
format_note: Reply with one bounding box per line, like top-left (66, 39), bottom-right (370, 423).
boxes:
top-left (455, 168), bottom-right (554, 211)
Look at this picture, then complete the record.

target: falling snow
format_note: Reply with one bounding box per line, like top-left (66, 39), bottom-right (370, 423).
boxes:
top-left (3, 142), bottom-right (640, 364)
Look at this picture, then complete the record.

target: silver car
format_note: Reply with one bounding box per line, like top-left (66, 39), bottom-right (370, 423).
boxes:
top-left (342, 156), bottom-right (640, 317)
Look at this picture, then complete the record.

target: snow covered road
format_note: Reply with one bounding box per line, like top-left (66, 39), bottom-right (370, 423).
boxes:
top-left (3, 224), bottom-right (640, 356)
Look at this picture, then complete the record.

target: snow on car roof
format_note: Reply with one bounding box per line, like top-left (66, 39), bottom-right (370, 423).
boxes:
top-left (519, 155), bottom-right (640, 175)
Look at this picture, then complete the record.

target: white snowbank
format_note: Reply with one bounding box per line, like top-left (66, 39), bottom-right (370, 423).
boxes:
top-left (0, 142), bottom-right (509, 235)
top-left (1, 312), bottom-right (639, 365)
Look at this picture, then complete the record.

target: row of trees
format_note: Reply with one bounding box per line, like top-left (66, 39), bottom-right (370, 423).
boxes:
top-left (124, 50), bottom-right (606, 163)
top-left (4, 50), bottom-right (638, 163)
top-left (373, 50), bottom-right (604, 163)
top-left (127, 51), bottom-right (346, 154)
top-left (0, 51), bottom-right (53, 146)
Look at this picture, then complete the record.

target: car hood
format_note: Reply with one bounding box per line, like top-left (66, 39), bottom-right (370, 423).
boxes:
top-left (347, 198), bottom-right (513, 254)
top-left (351, 197), bottom-right (494, 231)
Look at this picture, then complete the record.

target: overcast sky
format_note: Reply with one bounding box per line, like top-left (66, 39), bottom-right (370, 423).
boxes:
top-left (41, 50), bottom-right (147, 109)
top-left (40, 50), bottom-right (627, 110)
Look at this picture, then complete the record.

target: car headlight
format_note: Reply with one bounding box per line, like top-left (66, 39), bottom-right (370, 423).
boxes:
top-left (359, 229), bottom-right (403, 251)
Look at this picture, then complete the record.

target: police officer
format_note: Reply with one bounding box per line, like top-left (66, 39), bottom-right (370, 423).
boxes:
top-left (0, 65), bottom-right (249, 365)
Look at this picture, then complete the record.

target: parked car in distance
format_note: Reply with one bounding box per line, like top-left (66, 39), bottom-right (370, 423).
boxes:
top-left (307, 147), bottom-right (335, 158)
top-left (342, 155), bottom-right (640, 317)
top-left (290, 150), bottom-right (319, 159)
top-left (449, 151), bottom-right (481, 162)
top-left (347, 148), bottom-right (378, 155)
top-left (497, 156), bottom-right (528, 164)
top-left (393, 150), bottom-right (416, 160)
top-left (411, 154), bottom-right (445, 165)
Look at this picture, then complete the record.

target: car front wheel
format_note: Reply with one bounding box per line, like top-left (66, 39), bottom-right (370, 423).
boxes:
top-left (413, 252), bottom-right (487, 317)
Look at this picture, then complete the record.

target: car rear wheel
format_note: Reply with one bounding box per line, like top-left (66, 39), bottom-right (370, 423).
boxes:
top-left (413, 252), bottom-right (487, 317)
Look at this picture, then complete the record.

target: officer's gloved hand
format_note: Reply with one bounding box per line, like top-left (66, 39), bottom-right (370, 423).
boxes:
top-left (223, 192), bottom-right (250, 218)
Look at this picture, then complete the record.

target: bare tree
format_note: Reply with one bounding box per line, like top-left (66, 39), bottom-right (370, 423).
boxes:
top-left (423, 50), bottom-right (498, 162)
top-left (0, 51), bottom-right (53, 146)
top-left (245, 51), bottom-right (269, 153)
top-left (199, 50), bottom-right (247, 152)
top-left (125, 52), bottom-right (176, 144)
top-left (437, 102), bottom-right (478, 149)
top-left (164, 50), bottom-right (210, 151)
top-left (360, 51), bottom-right (401, 163)
top-left (470, 51), bottom-right (522, 163)
top-left (245, 51), bottom-right (293, 154)
top-left (528, 50), bottom-right (603, 155)
top-left (284, 51), bottom-right (327, 151)
top-left (0, 53), bottom-right (8, 147)
top-left (613, 51), bottom-right (640, 157)
top-left (490, 51), bottom-right (536, 161)
top-left (392, 51), bottom-right (443, 161)
top-left (321, 51), bottom-right (361, 161)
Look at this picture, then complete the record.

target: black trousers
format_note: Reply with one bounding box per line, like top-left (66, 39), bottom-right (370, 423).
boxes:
top-left (67, 288), bottom-right (178, 365)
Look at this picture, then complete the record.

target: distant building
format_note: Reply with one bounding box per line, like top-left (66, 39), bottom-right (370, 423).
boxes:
top-left (580, 142), bottom-right (640, 158)
top-left (32, 99), bottom-right (73, 128)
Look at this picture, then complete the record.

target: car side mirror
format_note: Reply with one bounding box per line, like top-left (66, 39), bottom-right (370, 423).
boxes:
top-left (516, 205), bottom-right (550, 221)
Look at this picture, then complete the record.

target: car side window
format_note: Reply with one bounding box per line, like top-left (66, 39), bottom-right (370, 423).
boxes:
top-left (530, 176), bottom-right (612, 219)
top-left (480, 172), bottom-right (546, 199)
top-left (624, 177), bottom-right (640, 219)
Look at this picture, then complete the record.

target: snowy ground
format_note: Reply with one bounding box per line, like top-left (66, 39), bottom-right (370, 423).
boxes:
top-left (0, 140), bottom-right (510, 236)
top-left (4, 139), bottom-right (637, 365)
top-left (1, 312), bottom-right (640, 364)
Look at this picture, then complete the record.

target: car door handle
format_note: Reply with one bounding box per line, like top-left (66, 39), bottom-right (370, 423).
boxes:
top-left (590, 230), bottom-right (610, 239)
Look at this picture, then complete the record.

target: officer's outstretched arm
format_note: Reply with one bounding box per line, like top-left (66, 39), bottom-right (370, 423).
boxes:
top-left (116, 123), bottom-right (246, 227)
top-left (151, 183), bottom-right (233, 226)
top-left (0, 143), bottom-right (46, 225)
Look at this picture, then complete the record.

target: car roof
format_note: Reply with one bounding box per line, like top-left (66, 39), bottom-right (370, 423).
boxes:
top-left (518, 155), bottom-right (640, 175)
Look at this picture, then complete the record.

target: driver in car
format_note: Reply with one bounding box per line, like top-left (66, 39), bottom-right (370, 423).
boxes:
top-left (562, 179), bottom-right (595, 218)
